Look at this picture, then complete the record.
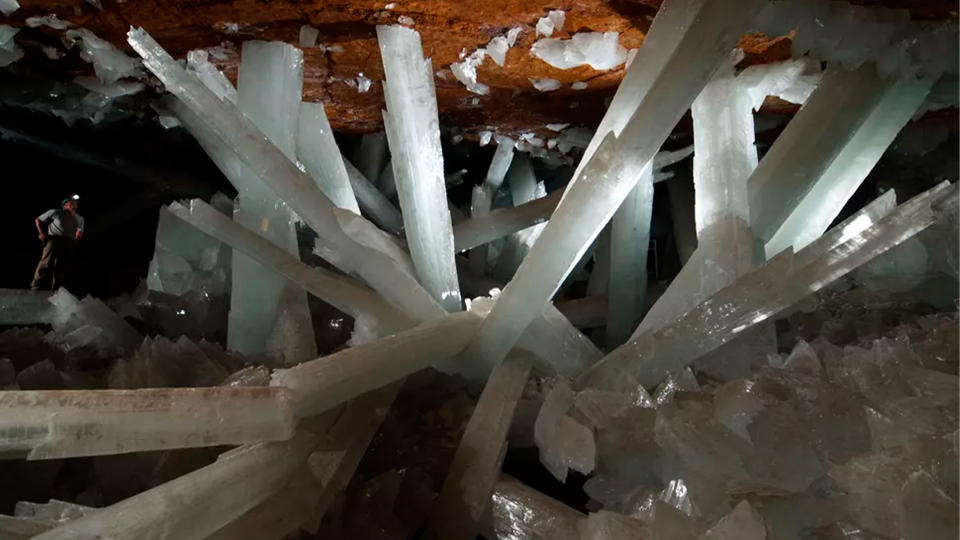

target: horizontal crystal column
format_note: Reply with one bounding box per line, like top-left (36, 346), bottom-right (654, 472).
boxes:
top-left (453, 188), bottom-right (562, 252)
top-left (428, 353), bottom-right (533, 540)
top-left (34, 415), bottom-right (337, 540)
top-left (271, 311), bottom-right (482, 417)
top-left (165, 199), bottom-right (413, 332)
top-left (0, 387), bottom-right (294, 460)
top-left (582, 182), bottom-right (957, 390)
top-left (0, 289), bottom-right (53, 326)
top-left (128, 28), bottom-right (446, 323)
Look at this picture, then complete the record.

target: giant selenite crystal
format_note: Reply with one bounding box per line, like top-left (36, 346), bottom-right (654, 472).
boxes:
top-left (583, 182), bottom-right (958, 389)
top-left (227, 40), bottom-right (316, 364)
top-left (0, 386), bottom-right (294, 459)
top-left (35, 416), bottom-right (335, 540)
top-left (749, 64), bottom-right (934, 258)
top-left (296, 101), bottom-right (360, 214)
top-left (377, 25), bottom-right (462, 311)
top-left (462, 0), bottom-right (767, 369)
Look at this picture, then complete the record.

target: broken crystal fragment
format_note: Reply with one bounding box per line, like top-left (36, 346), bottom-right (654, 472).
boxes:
top-left (186, 50), bottom-right (237, 104)
top-left (450, 48), bottom-right (489, 94)
top-left (534, 380), bottom-right (596, 482)
top-left (531, 32), bottom-right (627, 70)
top-left (65, 29), bottom-right (142, 84)
top-left (535, 10), bottom-right (565, 38)
top-left (0, 0), bottom-right (18, 15)
top-left (298, 25), bottom-right (319, 48)
top-left (378, 25), bottom-right (463, 311)
top-left (529, 77), bottom-right (561, 92)
top-left (0, 25), bottom-right (24, 67)
top-left (26, 14), bottom-right (71, 30)
top-left (0, 386), bottom-right (295, 460)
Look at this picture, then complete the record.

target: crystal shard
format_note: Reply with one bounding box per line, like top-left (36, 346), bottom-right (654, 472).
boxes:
top-left (378, 25), bottom-right (462, 311)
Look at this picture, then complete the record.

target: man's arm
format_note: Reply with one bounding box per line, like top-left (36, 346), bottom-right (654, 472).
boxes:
top-left (75, 215), bottom-right (84, 240)
top-left (35, 217), bottom-right (47, 241)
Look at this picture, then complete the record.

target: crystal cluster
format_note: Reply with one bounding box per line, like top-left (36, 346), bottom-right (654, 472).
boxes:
top-left (0, 0), bottom-right (956, 538)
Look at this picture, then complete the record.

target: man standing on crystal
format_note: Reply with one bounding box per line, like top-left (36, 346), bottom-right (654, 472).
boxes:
top-left (31, 195), bottom-right (84, 291)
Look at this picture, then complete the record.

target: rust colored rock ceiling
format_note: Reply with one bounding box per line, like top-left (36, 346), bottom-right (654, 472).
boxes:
top-left (5, 0), bottom-right (958, 135)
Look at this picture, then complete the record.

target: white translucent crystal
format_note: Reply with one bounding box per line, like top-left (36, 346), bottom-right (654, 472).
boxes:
top-left (74, 76), bottom-right (144, 98)
top-left (492, 475), bottom-right (584, 540)
top-left (606, 163), bottom-right (653, 347)
top-left (166, 200), bottom-right (413, 332)
top-left (271, 310), bottom-right (481, 417)
top-left (296, 101), bottom-right (360, 213)
top-left (34, 417), bottom-right (334, 540)
top-left (65, 29), bottom-right (142, 84)
top-left (0, 289), bottom-right (54, 326)
top-left (229, 40), bottom-right (316, 364)
top-left (378, 25), bottom-right (463, 311)
top-left (534, 380), bottom-right (596, 482)
top-left (470, 136), bottom-right (515, 273)
top-left (571, 81), bottom-right (588, 90)
top-left (486, 35), bottom-right (513, 67)
top-left (762, 71), bottom-right (934, 257)
top-left (536, 10), bottom-right (565, 37)
top-left (737, 58), bottom-right (821, 110)
top-left (0, 0), bottom-right (18, 15)
top-left (26, 14), bottom-right (71, 30)
top-left (463, 0), bottom-right (765, 369)
top-left (298, 25), bottom-right (319, 48)
top-left (529, 77), bottom-right (561, 92)
top-left (428, 353), bottom-right (533, 540)
top-left (491, 156), bottom-right (548, 280)
top-left (454, 188), bottom-right (561, 252)
top-left (450, 48), bottom-right (489, 95)
top-left (342, 158), bottom-right (404, 234)
top-left (48, 288), bottom-right (141, 356)
top-left (186, 50), bottom-right (237, 104)
top-left (531, 32), bottom-right (627, 70)
top-left (0, 386), bottom-right (294, 460)
top-left (583, 182), bottom-right (957, 389)
top-left (356, 73), bottom-right (371, 93)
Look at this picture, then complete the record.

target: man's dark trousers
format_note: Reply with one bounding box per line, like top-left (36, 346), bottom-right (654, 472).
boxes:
top-left (31, 237), bottom-right (74, 291)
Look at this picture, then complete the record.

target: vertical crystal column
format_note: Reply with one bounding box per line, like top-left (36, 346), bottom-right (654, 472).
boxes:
top-left (606, 163), bottom-right (653, 347)
top-left (296, 101), bottom-right (360, 214)
top-left (470, 137), bottom-right (515, 276)
top-left (491, 154), bottom-right (547, 281)
top-left (462, 0), bottom-right (766, 369)
top-left (377, 25), bottom-right (462, 311)
top-left (228, 41), bottom-right (316, 364)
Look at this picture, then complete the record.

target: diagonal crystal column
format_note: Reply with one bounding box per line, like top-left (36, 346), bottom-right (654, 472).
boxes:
top-left (129, 28), bottom-right (446, 323)
top-left (427, 352), bottom-right (533, 540)
top-left (296, 101), bottom-right (360, 214)
top-left (227, 41), bottom-right (316, 364)
top-left (453, 188), bottom-right (562, 252)
top-left (605, 163), bottom-right (653, 347)
top-left (34, 415), bottom-right (337, 540)
top-left (582, 181), bottom-right (957, 390)
top-left (461, 0), bottom-right (767, 370)
top-left (342, 158), bottom-right (404, 234)
top-left (761, 72), bottom-right (933, 256)
top-left (748, 64), bottom-right (933, 258)
top-left (470, 136), bottom-right (515, 275)
top-left (165, 200), bottom-right (413, 333)
top-left (377, 24), bottom-right (462, 311)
